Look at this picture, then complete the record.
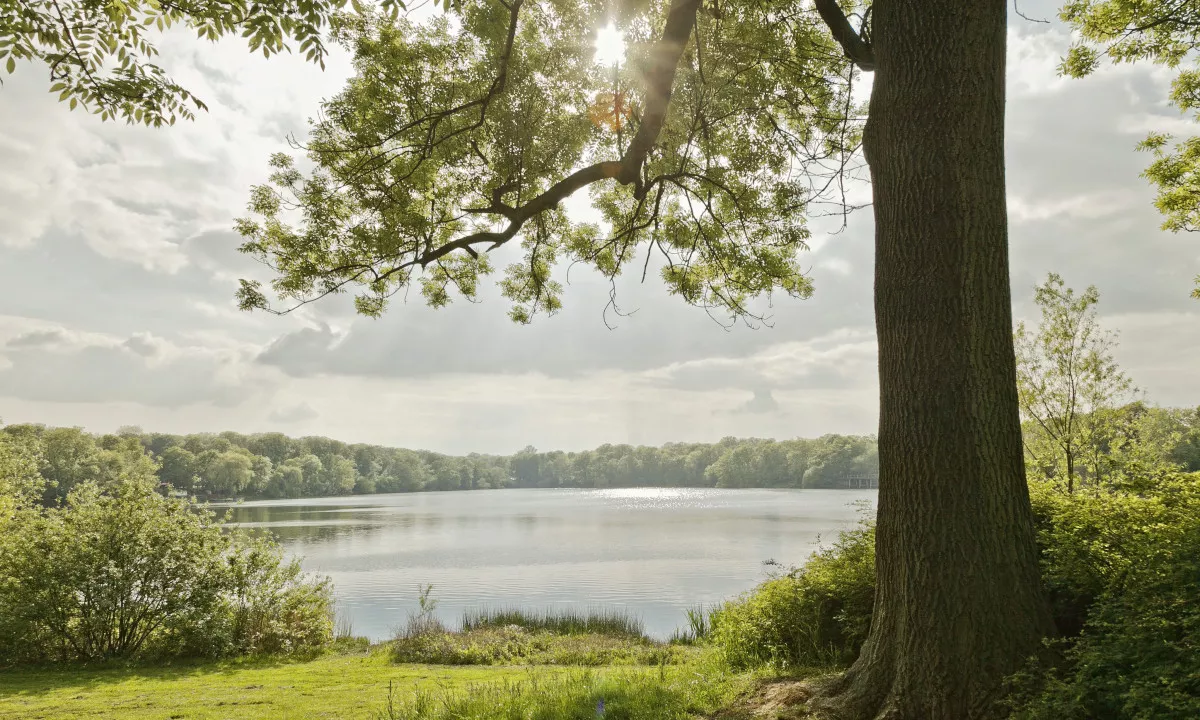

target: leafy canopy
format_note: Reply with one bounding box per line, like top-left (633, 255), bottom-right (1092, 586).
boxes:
top-left (1059, 0), bottom-right (1200, 299)
top-left (0, 0), bottom-right (383, 125)
top-left (235, 0), bottom-right (866, 323)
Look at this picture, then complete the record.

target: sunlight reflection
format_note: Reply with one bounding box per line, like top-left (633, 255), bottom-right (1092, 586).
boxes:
top-left (594, 23), bottom-right (626, 67)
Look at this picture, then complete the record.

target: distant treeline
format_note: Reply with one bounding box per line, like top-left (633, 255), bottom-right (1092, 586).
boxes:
top-left (0, 423), bottom-right (880, 502)
top-left (5, 403), bottom-right (1197, 504)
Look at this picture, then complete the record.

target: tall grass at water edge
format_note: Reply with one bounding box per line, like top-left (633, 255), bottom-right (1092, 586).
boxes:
top-left (458, 607), bottom-right (647, 639)
top-left (390, 604), bottom-right (696, 666)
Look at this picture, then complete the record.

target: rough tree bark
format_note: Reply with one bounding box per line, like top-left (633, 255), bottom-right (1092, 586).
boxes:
top-left (811, 0), bottom-right (1056, 718)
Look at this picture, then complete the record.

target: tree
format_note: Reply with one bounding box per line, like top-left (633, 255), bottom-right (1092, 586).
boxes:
top-left (37, 426), bottom-right (102, 502)
top-left (204, 450), bottom-right (256, 497)
top-left (1091, 402), bottom-right (1190, 492)
top-left (295, 453), bottom-right (325, 495)
top-left (0, 426), bottom-right (43, 513)
top-left (95, 434), bottom-right (160, 487)
top-left (248, 432), bottom-right (295, 465)
top-left (249, 454), bottom-right (275, 495)
top-left (1015, 274), bottom-right (1135, 493)
top-left (159, 446), bottom-right (200, 493)
top-left (0, 0), bottom-right (356, 125)
top-left (1058, 1), bottom-right (1200, 302)
top-left (270, 459), bottom-right (306, 498)
top-left (233, 0), bottom-right (1053, 715)
top-left (321, 454), bottom-right (357, 495)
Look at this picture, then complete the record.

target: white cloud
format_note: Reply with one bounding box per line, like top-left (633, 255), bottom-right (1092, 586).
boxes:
top-left (641, 328), bottom-right (879, 409)
top-left (1007, 26), bottom-right (1074, 98)
top-left (0, 320), bottom-right (273, 408)
top-left (0, 27), bottom-right (354, 274)
top-left (1008, 190), bottom-right (1137, 224)
top-left (268, 402), bottom-right (321, 424)
top-left (1105, 310), bottom-right (1200, 408)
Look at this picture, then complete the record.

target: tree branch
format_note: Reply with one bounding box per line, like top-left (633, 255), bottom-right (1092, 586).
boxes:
top-left (394, 161), bottom-right (624, 272)
top-left (813, 0), bottom-right (875, 71)
top-left (393, 0), bottom-right (704, 269)
top-left (618, 0), bottom-right (704, 187)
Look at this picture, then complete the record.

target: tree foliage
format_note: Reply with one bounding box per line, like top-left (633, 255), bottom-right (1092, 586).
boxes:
top-left (0, 424), bottom-right (43, 511)
top-left (1, 421), bottom-right (882, 501)
top-left (0, 443), bottom-right (334, 664)
top-left (234, 0), bottom-right (865, 322)
top-left (1015, 273), bottom-right (1135, 492)
top-left (1059, 0), bottom-right (1200, 300)
top-left (0, 0), bottom-right (360, 125)
top-left (1008, 474), bottom-right (1200, 720)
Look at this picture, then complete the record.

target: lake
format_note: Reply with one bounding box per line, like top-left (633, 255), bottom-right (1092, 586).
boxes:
top-left (216, 487), bottom-right (877, 641)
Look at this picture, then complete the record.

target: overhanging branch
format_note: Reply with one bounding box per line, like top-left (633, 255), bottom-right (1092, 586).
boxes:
top-left (618, 0), bottom-right (704, 187)
top-left (399, 0), bottom-right (703, 269)
top-left (406, 161), bottom-right (623, 269)
top-left (814, 0), bottom-right (875, 71)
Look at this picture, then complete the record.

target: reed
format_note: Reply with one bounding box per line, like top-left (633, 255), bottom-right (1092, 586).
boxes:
top-left (459, 606), bottom-right (646, 639)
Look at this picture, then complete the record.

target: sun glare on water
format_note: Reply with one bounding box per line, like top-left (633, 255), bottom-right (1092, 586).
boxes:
top-left (594, 23), bottom-right (626, 67)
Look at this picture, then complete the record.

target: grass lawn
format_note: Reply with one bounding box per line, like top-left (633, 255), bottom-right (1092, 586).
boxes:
top-left (0, 647), bottom-right (580, 720)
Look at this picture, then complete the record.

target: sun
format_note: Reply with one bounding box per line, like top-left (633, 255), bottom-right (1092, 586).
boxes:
top-left (593, 23), bottom-right (626, 67)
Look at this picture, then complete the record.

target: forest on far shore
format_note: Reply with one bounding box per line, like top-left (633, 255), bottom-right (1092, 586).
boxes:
top-left (2, 402), bottom-right (1199, 504)
top-left (0, 425), bottom-right (883, 502)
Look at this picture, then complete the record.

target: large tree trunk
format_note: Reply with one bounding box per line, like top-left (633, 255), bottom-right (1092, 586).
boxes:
top-left (812, 0), bottom-right (1055, 718)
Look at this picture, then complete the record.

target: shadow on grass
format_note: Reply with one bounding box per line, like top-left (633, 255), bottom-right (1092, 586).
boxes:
top-left (0, 648), bottom-right (356, 700)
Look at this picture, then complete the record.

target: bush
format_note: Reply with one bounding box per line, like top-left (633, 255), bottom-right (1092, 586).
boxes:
top-left (0, 477), bottom-right (333, 664)
top-left (709, 520), bottom-right (875, 670)
top-left (169, 534), bottom-right (335, 658)
top-left (704, 472), bottom-right (1200, 719)
top-left (1007, 475), bottom-right (1200, 719)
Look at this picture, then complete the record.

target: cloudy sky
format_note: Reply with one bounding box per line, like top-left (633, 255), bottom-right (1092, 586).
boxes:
top-left (1, 0), bottom-right (1197, 455)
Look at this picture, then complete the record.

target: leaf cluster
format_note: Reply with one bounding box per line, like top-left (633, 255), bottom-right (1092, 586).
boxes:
top-left (0, 0), bottom-right (347, 125)
top-left (235, 0), bottom-right (865, 322)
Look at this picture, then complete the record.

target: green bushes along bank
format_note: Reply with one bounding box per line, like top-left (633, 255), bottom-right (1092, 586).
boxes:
top-left (0, 443), bottom-right (334, 664)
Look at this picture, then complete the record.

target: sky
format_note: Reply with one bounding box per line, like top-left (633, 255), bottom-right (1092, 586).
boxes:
top-left (0, 0), bottom-right (1198, 456)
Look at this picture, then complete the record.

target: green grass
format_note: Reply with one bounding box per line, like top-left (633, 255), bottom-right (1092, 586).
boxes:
top-left (459, 607), bottom-right (646, 638)
top-left (0, 608), bottom-right (753, 720)
top-left (374, 663), bottom-right (752, 720)
top-left (0, 647), bottom-right (580, 720)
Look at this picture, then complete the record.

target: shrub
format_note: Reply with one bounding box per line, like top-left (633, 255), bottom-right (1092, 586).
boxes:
top-left (168, 534), bottom-right (335, 658)
top-left (0, 477), bottom-right (333, 664)
top-left (1007, 475), bottom-right (1200, 719)
top-left (709, 520), bottom-right (875, 670)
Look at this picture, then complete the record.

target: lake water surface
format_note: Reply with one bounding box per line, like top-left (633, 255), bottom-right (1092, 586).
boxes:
top-left (216, 487), bottom-right (877, 641)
